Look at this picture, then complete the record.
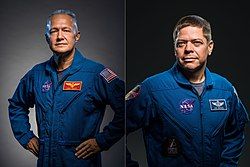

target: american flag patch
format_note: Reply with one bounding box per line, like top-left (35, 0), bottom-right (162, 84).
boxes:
top-left (100, 68), bottom-right (117, 83)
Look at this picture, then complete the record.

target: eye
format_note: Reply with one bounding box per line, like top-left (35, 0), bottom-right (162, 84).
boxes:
top-left (49, 29), bottom-right (58, 34)
top-left (62, 28), bottom-right (72, 33)
top-left (176, 41), bottom-right (186, 48)
top-left (192, 40), bottom-right (203, 47)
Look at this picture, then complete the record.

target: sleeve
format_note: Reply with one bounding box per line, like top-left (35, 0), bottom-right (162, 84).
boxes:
top-left (126, 82), bottom-right (156, 134)
top-left (219, 87), bottom-right (249, 167)
top-left (94, 68), bottom-right (125, 150)
top-left (8, 70), bottom-right (36, 149)
top-left (125, 82), bottom-right (156, 167)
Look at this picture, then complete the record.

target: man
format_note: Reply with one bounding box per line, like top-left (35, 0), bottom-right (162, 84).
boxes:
top-left (126, 15), bottom-right (249, 167)
top-left (8, 9), bottom-right (124, 167)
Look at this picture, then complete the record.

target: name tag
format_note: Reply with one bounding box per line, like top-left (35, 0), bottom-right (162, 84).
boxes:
top-left (63, 81), bottom-right (82, 91)
top-left (209, 99), bottom-right (227, 111)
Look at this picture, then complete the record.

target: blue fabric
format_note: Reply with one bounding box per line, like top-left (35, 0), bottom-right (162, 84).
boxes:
top-left (8, 49), bottom-right (125, 167)
top-left (126, 63), bottom-right (249, 167)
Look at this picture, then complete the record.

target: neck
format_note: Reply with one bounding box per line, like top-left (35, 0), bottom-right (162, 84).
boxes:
top-left (186, 71), bottom-right (205, 84)
top-left (181, 65), bottom-right (206, 84)
top-left (54, 48), bottom-right (75, 72)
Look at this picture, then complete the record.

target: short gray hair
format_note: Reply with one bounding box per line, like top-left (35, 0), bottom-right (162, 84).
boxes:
top-left (45, 9), bottom-right (79, 39)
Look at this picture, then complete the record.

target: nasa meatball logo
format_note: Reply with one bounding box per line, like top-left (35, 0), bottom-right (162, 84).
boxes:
top-left (179, 99), bottom-right (195, 114)
top-left (42, 80), bottom-right (52, 92)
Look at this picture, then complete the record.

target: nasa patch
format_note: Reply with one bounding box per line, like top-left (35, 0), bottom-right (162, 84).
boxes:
top-left (209, 99), bottom-right (227, 111)
top-left (42, 80), bottom-right (52, 92)
top-left (179, 99), bottom-right (195, 114)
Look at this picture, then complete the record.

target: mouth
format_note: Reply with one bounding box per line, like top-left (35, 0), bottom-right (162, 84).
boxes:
top-left (182, 57), bottom-right (197, 62)
top-left (55, 43), bottom-right (67, 46)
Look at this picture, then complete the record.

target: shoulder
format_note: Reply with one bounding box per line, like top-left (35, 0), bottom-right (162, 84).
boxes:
top-left (142, 68), bottom-right (175, 91)
top-left (20, 60), bottom-right (49, 81)
top-left (83, 58), bottom-right (121, 84)
top-left (210, 72), bottom-right (234, 91)
top-left (32, 60), bottom-right (49, 71)
top-left (209, 72), bottom-right (236, 96)
top-left (81, 57), bottom-right (105, 73)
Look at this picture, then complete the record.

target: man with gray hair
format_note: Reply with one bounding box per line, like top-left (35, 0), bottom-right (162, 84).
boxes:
top-left (8, 9), bottom-right (125, 167)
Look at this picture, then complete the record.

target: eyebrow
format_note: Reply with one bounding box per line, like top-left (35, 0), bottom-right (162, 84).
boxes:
top-left (176, 38), bottom-right (204, 42)
top-left (50, 26), bottom-right (72, 30)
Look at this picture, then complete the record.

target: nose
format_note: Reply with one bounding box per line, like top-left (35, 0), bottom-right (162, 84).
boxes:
top-left (56, 29), bottom-right (64, 41)
top-left (184, 41), bottom-right (194, 54)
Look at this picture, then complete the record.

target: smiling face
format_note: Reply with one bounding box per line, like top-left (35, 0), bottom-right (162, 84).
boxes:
top-left (174, 26), bottom-right (214, 73)
top-left (48, 14), bottom-right (80, 55)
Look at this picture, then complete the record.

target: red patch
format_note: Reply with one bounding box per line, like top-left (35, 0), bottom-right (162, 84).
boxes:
top-left (63, 81), bottom-right (82, 91)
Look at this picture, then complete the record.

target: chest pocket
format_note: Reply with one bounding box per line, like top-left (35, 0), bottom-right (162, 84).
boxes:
top-left (59, 90), bottom-right (84, 113)
top-left (157, 107), bottom-right (195, 163)
top-left (206, 99), bottom-right (231, 137)
top-left (65, 86), bottom-right (104, 115)
top-left (83, 89), bottom-right (102, 114)
top-left (159, 107), bottom-right (193, 140)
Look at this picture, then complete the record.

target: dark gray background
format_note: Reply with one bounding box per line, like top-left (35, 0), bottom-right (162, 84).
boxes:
top-left (0, 0), bottom-right (124, 167)
top-left (126, 1), bottom-right (250, 167)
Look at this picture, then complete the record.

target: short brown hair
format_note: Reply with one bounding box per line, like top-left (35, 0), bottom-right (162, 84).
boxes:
top-left (173, 15), bottom-right (212, 42)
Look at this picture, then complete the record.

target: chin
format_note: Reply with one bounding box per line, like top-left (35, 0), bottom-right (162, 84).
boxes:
top-left (178, 61), bottom-right (206, 73)
top-left (53, 48), bottom-right (75, 56)
top-left (55, 48), bottom-right (69, 52)
top-left (184, 65), bottom-right (205, 73)
top-left (53, 48), bottom-right (71, 54)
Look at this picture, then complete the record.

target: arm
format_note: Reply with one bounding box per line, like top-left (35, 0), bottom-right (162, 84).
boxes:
top-left (126, 83), bottom-right (156, 134)
top-left (75, 68), bottom-right (125, 158)
top-left (8, 70), bottom-right (36, 149)
top-left (220, 88), bottom-right (249, 167)
top-left (126, 83), bottom-right (156, 167)
top-left (94, 68), bottom-right (125, 150)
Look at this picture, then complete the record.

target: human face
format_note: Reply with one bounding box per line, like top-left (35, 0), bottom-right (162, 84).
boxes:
top-left (174, 26), bottom-right (213, 72)
top-left (48, 14), bottom-right (80, 55)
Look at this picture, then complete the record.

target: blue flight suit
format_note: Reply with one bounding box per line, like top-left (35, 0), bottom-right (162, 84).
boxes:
top-left (126, 63), bottom-right (249, 167)
top-left (8, 49), bottom-right (125, 167)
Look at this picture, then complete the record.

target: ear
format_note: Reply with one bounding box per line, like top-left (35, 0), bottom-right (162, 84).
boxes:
top-left (173, 42), bottom-right (177, 56)
top-left (208, 40), bottom-right (214, 56)
top-left (45, 34), bottom-right (50, 44)
top-left (75, 31), bottom-right (81, 42)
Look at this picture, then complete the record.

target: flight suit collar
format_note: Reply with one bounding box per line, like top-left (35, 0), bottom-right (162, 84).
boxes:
top-left (171, 62), bottom-right (214, 88)
top-left (45, 48), bottom-right (86, 75)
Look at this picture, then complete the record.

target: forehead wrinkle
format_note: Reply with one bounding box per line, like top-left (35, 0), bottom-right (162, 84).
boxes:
top-left (50, 14), bottom-right (74, 29)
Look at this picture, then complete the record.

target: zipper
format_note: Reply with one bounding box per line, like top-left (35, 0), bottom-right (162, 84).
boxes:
top-left (193, 85), bottom-right (205, 167)
top-left (198, 95), bottom-right (204, 167)
top-left (49, 69), bottom-right (80, 166)
top-left (49, 70), bottom-right (63, 167)
top-left (56, 72), bottom-right (70, 90)
top-left (49, 90), bottom-right (56, 167)
top-left (46, 71), bottom-right (55, 167)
